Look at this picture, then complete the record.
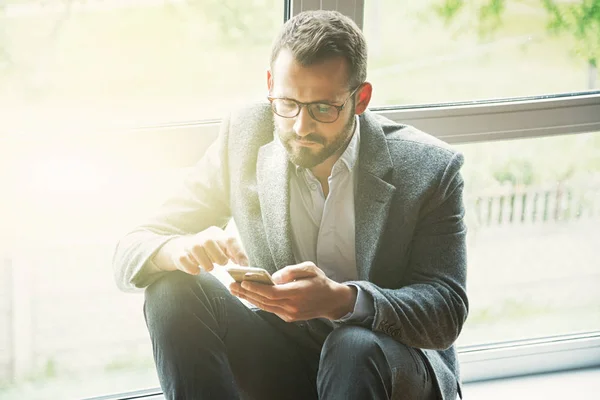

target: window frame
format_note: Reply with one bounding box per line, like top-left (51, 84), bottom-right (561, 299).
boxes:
top-left (115, 91), bottom-right (600, 169)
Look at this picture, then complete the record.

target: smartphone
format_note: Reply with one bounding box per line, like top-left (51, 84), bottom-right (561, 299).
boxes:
top-left (225, 266), bottom-right (275, 286)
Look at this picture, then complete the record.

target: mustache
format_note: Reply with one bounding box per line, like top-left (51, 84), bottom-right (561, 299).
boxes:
top-left (281, 131), bottom-right (325, 145)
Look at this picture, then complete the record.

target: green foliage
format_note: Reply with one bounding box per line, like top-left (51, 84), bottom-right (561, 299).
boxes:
top-left (434, 0), bottom-right (507, 37)
top-left (543, 0), bottom-right (600, 66)
top-left (191, 0), bottom-right (280, 46)
top-left (435, 0), bottom-right (465, 22)
top-left (43, 358), bottom-right (57, 379)
top-left (437, 0), bottom-right (600, 65)
top-left (478, 0), bottom-right (506, 35)
top-left (492, 158), bottom-right (535, 186)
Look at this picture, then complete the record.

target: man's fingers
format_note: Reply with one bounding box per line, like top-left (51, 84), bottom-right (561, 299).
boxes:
top-left (237, 253), bottom-right (249, 267)
top-left (240, 280), bottom-right (293, 299)
top-left (229, 282), bottom-right (313, 323)
top-left (176, 254), bottom-right (201, 275)
top-left (239, 279), bottom-right (310, 300)
top-left (231, 282), bottom-right (292, 307)
top-left (234, 289), bottom-right (282, 309)
top-left (232, 290), bottom-right (295, 319)
top-left (203, 240), bottom-right (229, 265)
top-left (230, 283), bottom-right (282, 306)
top-left (188, 246), bottom-right (214, 272)
top-left (272, 262), bottom-right (317, 284)
top-left (223, 237), bottom-right (248, 266)
top-left (236, 293), bottom-right (289, 316)
top-left (236, 281), bottom-right (281, 302)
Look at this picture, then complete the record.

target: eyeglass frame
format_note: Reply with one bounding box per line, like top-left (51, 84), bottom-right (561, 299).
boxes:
top-left (267, 84), bottom-right (363, 124)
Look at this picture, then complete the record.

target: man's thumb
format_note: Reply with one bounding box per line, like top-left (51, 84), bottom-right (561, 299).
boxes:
top-left (272, 263), bottom-right (316, 284)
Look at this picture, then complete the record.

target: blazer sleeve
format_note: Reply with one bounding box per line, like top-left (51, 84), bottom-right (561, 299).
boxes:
top-left (112, 116), bottom-right (233, 292)
top-left (351, 152), bottom-right (468, 350)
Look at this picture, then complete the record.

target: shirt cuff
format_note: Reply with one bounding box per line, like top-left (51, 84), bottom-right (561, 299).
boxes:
top-left (333, 284), bottom-right (375, 325)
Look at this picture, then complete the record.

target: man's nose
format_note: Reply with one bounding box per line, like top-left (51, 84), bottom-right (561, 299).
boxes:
top-left (293, 106), bottom-right (316, 138)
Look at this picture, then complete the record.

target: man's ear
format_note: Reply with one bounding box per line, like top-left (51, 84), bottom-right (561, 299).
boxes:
top-left (354, 82), bottom-right (373, 115)
top-left (267, 69), bottom-right (273, 93)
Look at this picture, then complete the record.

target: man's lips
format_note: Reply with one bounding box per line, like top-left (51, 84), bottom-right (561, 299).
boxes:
top-left (295, 138), bottom-right (321, 146)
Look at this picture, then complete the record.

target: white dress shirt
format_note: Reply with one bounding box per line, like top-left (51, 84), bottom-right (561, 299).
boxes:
top-left (287, 116), bottom-right (374, 323)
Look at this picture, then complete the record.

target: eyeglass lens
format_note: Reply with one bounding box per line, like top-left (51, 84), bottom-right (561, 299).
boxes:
top-left (271, 99), bottom-right (339, 123)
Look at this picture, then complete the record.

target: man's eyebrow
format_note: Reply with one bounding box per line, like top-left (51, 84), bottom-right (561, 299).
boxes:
top-left (311, 99), bottom-right (338, 104)
top-left (276, 95), bottom-right (340, 104)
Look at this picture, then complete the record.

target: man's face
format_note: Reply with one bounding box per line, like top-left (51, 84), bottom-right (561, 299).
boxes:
top-left (268, 49), bottom-right (357, 169)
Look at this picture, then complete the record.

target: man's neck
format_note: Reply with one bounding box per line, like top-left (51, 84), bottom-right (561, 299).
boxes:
top-left (309, 116), bottom-right (358, 194)
top-left (310, 158), bottom-right (337, 184)
top-left (310, 136), bottom-right (353, 196)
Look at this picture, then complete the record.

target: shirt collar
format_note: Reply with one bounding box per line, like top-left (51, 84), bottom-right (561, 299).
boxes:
top-left (339, 115), bottom-right (360, 172)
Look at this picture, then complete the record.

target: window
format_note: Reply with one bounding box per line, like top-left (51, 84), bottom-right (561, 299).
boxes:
top-left (359, 0), bottom-right (600, 347)
top-left (2, 0), bottom-right (600, 398)
top-left (1, 0), bottom-right (283, 133)
top-left (363, 0), bottom-right (599, 107)
top-left (1, 0), bottom-right (283, 399)
top-left (456, 132), bottom-right (600, 347)
top-left (359, 0), bottom-right (600, 382)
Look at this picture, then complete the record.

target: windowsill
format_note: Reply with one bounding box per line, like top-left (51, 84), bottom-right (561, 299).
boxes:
top-left (85, 367), bottom-right (600, 400)
top-left (462, 367), bottom-right (600, 399)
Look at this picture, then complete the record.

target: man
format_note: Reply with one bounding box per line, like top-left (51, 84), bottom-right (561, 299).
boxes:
top-left (114, 10), bottom-right (468, 400)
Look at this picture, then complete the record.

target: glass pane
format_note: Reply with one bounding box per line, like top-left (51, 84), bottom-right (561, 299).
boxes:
top-left (0, 149), bottom-right (204, 398)
top-left (1, 0), bottom-right (283, 133)
top-left (1, 163), bottom-right (188, 399)
top-left (456, 132), bottom-right (600, 347)
top-left (0, 0), bottom-right (284, 398)
top-left (363, 0), bottom-right (600, 107)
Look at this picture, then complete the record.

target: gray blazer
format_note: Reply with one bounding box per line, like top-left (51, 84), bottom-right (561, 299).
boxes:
top-left (113, 103), bottom-right (468, 400)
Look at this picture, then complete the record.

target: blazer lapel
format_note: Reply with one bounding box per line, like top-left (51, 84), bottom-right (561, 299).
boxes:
top-left (355, 112), bottom-right (397, 280)
top-left (256, 140), bottom-right (296, 271)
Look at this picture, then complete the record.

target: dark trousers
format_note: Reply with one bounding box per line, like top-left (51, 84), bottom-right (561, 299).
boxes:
top-left (144, 270), bottom-right (437, 400)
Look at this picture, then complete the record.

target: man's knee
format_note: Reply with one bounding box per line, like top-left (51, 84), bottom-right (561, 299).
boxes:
top-left (146, 270), bottom-right (195, 307)
top-left (144, 271), bottom-right (219, 333)
top-left (319, 326), bottom-right (432, 397)
top-left (320, 325), bottom-right (387, 366)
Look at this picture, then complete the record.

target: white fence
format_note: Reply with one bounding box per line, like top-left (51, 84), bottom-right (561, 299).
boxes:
top-left (468, 183), bottom-right (600, 228)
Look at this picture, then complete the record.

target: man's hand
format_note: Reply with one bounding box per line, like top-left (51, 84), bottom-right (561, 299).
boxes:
top-left (154, 226), bottom-right (249, 275)
top-left (229, 261), bottom-right (357, 322)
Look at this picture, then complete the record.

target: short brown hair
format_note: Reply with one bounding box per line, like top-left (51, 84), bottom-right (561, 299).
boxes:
top-left (270, 10), bottom-right (367, 90)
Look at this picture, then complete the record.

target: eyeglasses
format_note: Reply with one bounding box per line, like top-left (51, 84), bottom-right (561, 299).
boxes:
top-left (267, 85), bottom-right (362, 123)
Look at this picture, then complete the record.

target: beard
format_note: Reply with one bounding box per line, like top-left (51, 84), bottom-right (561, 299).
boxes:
top-left (276, 112), bottom-right (356, 169)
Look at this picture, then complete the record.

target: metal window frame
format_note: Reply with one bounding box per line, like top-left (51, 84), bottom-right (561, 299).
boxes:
top-left (459, 332), bottom-right (600, 383)
top-left (374, 92), bottom-right (600, 144)
top-left (83, 333), bottom-right (600, 399)
top-left (108, 91), bottom-right (600, 169)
